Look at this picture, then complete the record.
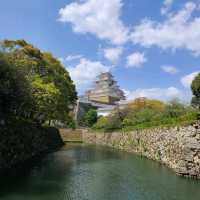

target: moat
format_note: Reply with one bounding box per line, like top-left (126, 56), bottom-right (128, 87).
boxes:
top-left (1, 144), bottom-right (200, 200)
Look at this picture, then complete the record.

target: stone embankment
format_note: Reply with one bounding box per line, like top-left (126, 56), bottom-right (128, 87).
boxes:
top-left (59, 129), bottom-right (83, 142)
top-left (83, 122), bottom-right (200, 178)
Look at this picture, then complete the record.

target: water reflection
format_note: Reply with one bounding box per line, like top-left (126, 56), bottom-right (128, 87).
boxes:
top-left (0, 144), bottom-right (200, 200)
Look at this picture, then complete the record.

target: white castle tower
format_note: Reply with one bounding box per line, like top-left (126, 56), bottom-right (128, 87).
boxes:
top-left (85, 72), bottom-right (125, 105)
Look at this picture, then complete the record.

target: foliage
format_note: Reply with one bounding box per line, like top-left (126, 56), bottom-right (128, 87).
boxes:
top-left (0, 39), bottom-right (77, 124)
top-left (83, 109), bottom-right (98, 127)
top-left (0, 39), bottom-right (76, 169)
top-left (127, 98), bottom-right (165, 112)
top-left (0, 53), bottom-right (34, 121)
top-left (191, 73), bottom-right (200, 108)
top-left (163, 100), bottom-right (187, 118)
top-left (31, 76), bottom-right (60, 123)
top-left (0, 120), bottom-right (63, 169)
top-left (93, 116), bottom-right (109, 130)
top-left (99, 115), bottom-right (123, 132)
top-left (93, 98), bottom-right (199, 132)
top-left (67, 120), bottom-right (76, 130)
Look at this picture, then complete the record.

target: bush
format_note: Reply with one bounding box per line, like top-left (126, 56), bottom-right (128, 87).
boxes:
top-left (127, 98), bottom-right (165, 112)
top-left (93, 116), bottom-right (109, 130)
top-left (93, 114), bottom-right (123, 132)
top-left (191, 73), bottom-right (200, 108)
top-left (67, 120), bottom-right (76, 129)
top-left (104, 115), bottom-right (123, 132)
top-left (0, 120), bottom-right (63, 169)
top-left (83, 109), bottom-right (98, 127)
top-left (163, 100), bottom-right (186, 118)
top-left (191, 97), bottom-right (200, 108)
top-left (92, 98), bottom-right (199, 132)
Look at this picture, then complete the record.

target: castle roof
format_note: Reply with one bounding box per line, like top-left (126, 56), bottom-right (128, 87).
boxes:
top-left (82, 72), bottom-right (125, 105)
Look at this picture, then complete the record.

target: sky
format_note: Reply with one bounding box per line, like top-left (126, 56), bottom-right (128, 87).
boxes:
top-left (0, 0), bottom-right (200, 102)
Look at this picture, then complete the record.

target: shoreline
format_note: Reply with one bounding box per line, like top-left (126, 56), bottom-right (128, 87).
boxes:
top-left (82, 123), bottom-right (200, 179)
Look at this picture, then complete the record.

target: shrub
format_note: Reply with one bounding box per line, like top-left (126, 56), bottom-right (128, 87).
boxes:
top-left (163, 100), bottom-right (186, 118)
top-left (93, 116), bottom-right (109, 130)
top-left (83, 109), bottom-right (98, 127)
top-left (127, 98), bottom-right (165, 112)
top-left (104, 115), bottom-right (123, 132)
top-left (93, 114), bottom-right (123, 132)
top-left (67, 120), bottom-right (76, 129)
top-left (92, 98), bottom-right (199, 132)
top-left (191, 73), bottom-right (200, 108)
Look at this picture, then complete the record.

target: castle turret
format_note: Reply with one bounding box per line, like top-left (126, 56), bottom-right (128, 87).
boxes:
top-left (86, 72), bottom-right (125, 105)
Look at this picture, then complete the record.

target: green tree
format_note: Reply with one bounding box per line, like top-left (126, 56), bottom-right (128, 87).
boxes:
top-left (191, 73), bottom-right (200, 108)
top-left (93, 116), bottom-right (109, 130)
top-left (83, 109), bottom-right (98, 127)
top-left (164, 99), bottom-right (186, 118)
top-left (92, 98), bottom-right (199, 132)
top-left (42, 53), bottom-right (77, 122)
top-left (0, 52), bottom-right (34, 122)
top-left (31, 76), bottom-right (60, 123)
top-left (0, 39), bottom-right (77, 124)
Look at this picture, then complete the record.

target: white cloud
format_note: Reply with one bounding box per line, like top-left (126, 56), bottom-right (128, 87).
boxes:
top-left (181, 71), bottom-right (199, 88)
top-left (67, 58), bottom-right (112, 92)
top-left (58, 55), bottom-right (83, 64)
top-left (131, 2), bottom-right (200, 56)
top-left (126, 52), bottom-right (147, 68)
top-left (161, 65), bottom-right (178, 74)
top-left (65, 54), bottom-right (83, 61)
top-left (58, 57), bottom-right (65, 64)
top-left (58, 0), bottom-right (129, 45)
top-left (125, 87), bottom-right (183, 102)
top-left (103, 47), bottom-right (123, 63)
top-left (161, 0), bottom-right (174, 15)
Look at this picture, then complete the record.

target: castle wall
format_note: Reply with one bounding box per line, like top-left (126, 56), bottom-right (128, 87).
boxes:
top-left (83, 123), bottom-right (200, 179)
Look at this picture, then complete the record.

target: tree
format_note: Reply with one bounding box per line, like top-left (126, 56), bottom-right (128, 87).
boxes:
top-left (191, 73), bottom-right (200, 108)
top-left (31, 76), bottom-right (60, 123)
top-left (42, 52), bottom-right (77, 122)
top-left (0, 52), bottom-right (34, 122)
top-left (93, 116), bottom-right (109, 130)
top-left (83, 109), bottom-right (98, 127)
top-left (164, 99), bottom-right (186, 118)
top-left (127, 98), bottom-right (165, 112)
top-left (0, 39), bottom-right (77, 124)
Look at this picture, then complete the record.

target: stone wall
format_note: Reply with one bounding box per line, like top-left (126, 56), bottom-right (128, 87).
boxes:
top-left (59, 129), bottom-right (83, 142)
top-left (83, 122), bottom-right (200, 178)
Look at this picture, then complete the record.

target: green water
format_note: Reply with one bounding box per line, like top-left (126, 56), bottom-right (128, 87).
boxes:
top-left (1, 144), bottom-right (200, 200)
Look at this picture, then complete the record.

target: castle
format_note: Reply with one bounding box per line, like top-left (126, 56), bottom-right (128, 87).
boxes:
top-left (75, 72), bottom-right (126, 124)
top-left (82, 72), bottom-right (125, 105)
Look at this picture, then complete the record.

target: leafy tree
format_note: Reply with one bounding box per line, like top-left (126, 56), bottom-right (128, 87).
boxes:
top-left (31, 76), bottom-right (60, 123)
top-left (105, 114), bottom-right (123, 131)
top-left (93, 116), bottom-right (109, 130)
top-left (127, 98), bottom-right (165, 112)
top-left (0, 39), bottom-right (77, 125)
top-left (191, 73), bottom-right (200, 108)
top-left (92, 115), bottom-right (122, 132)
top-left (164, 99), bottom-right (186, 118)
top-left (0, 52), bottom-right (34, 122)
top-left (67, 119), bottom-right (76, 129)
top-left (93, 98), bottom-right (199, 132)
top-left (83, 109), bottom-right (98, 127)
top-left (191, 97), bottom-right (200, 109)
top-left (42, 53), bottom-right (77, 121)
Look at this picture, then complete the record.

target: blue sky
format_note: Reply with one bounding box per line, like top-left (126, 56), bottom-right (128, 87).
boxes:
top-left (0, 0), bottom-right (200, 102)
